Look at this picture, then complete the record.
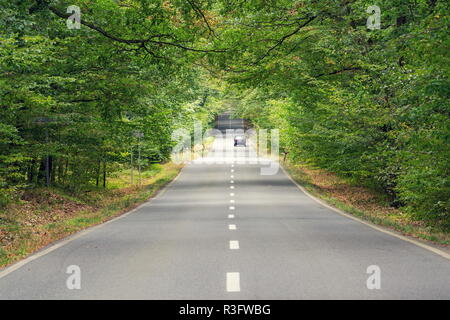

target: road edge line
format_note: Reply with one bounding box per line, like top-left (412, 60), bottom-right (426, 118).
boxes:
top-left (0, 167), bottom-right (184, 279)
top-left (280, 164), bottom-right (450, 260)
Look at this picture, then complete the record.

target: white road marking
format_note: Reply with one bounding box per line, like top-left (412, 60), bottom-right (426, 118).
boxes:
top-left (230, 193), bottom-right (235, 197)
top-left (229, 206), bottom-right (235, 210)
top-left (230, 199), bottom-right (235, 203)
top-left (280, 165), bottom-right (450, 260)
top-left (231, 169), bottom-right (234, 173)
top-left (0, 169), bottom-right (184, 280)
top-left (231, 175), bottom-right (234, 178)
top-left (229, 224), bottom-right (236, 230)
top-left (231, 164), bottom-right (234, 168)
top-left (230, 180), bottom-right (234, 184)
top-left (229, 241), bottom-right (239, 250)
top-left (228, 214), bottom-right (235, 219)
top-left (226, 272), bottom-right (240, 292)
top-left (230, 186), bottom-right (235, 189)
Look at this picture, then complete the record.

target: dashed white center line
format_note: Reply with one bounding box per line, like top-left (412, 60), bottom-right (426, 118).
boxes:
top-left (227, 163), bottom-right (239, 293)
top-left (226, 164), bottom-right (239, 292)
top-left (229, 241), bottom-right (239, 250)
top-left (226, 272), bottom-right (240, 292)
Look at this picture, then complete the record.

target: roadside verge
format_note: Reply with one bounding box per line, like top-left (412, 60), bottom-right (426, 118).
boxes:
top-left (281, 162), bottom-right (450, 259)
top-left (0, 162), bottom-right (183, 269)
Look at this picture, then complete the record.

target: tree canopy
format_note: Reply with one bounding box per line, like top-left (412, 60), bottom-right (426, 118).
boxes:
top-left (1, 0), bottom-right (448, 224)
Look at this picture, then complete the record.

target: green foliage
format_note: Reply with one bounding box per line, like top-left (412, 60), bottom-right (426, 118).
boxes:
top-left (0, 0), bottom-right (219, 205)
top-left (0, 0), bottom-right (448, 225)
top-left (216, 0), bottom-right (449, 222)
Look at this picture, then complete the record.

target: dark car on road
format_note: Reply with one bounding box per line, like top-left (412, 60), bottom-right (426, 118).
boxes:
top-left (234, 135), bottom-right (246, 147)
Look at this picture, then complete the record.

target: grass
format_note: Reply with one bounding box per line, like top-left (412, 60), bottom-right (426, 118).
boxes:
top-left (0, 162), bottom-right (183, 268)
top-left (282, 161), bottom-right (450, 246)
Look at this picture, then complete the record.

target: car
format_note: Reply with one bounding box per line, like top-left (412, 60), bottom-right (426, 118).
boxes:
top-left (234, 135), bottom-right (246, 147)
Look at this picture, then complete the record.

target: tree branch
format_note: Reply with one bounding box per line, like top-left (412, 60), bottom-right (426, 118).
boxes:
top-left (48, 5), bottom-right (146, 44)
top-left (315, 67), bottom-right (363, 78)
top-left (252, 15), bottom-right (317, 65)
top-left (186, 0), bottom-right (216, 38)
top-left (45, 4), bottom-right (226, 53)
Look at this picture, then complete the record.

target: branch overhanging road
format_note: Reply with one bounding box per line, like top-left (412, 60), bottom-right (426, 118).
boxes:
top-left (0, 120), bottom-right (449, 299)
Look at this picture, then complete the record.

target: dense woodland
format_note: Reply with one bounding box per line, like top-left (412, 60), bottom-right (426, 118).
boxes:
top-left (0, 1), bottom-right (449, 225)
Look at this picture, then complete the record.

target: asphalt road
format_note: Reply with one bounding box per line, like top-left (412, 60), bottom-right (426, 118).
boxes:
top-left (0, 136), bottom-right (449, 299)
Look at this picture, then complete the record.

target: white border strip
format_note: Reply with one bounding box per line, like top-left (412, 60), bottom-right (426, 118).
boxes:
top-left (226, 272), bottom-right (240, 292)
top-left (0, 167), bottom-right (184, 279)
top-left (280, 165), bottom-right (450, 260)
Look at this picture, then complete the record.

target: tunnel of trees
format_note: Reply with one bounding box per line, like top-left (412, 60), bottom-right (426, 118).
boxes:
top-left (0, 0), bottom-right (448, 225)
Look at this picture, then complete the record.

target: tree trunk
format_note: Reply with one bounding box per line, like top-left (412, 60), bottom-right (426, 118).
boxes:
top-left (103, 160), bottom-right (107, 189)
top-left (37, 158), bottom-right (46, 185)
top-left (28, 159), bottom-right (36, 183)
top-left (96, 160), bottom-right (101, 187)
top-left (63, 159), bottom-right (69, 184)
top-left (48, 155), bottom-right (53, 185)
top-left (58, 158), bottom-right (64, 184)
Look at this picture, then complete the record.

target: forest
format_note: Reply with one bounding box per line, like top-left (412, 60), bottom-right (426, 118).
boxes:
top-left (1, 0), bottom-right (449, 229)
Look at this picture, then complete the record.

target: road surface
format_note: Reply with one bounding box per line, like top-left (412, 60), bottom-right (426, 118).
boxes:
top-left (0, 135), bottom-right (449, 299)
